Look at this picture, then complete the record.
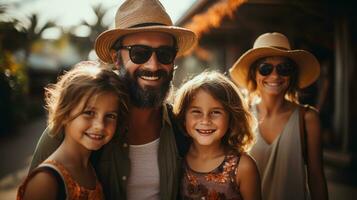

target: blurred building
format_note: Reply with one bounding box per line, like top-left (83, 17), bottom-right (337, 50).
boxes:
top-left (175, 0), bottom-right (357, 172)
top-left (26, 37), bottom-right (81, 96)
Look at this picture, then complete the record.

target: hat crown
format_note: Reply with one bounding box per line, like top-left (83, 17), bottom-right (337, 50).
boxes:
top-left (115, 0), bottom-right (173, 29)
top-left (253, 32), bottom-right (291, 50)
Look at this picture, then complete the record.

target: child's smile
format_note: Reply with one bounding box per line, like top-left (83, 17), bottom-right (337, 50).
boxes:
top-left (185, 89), bottom-right (229, 147)
top-left (64, 92), bottom-right (119, 151)
top-left (196, 128), bottom-right (216, 135)
top-left (84, 132), bottom-right (105, 140)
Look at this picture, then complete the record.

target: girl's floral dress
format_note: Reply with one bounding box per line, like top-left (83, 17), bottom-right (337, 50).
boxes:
top-left (181, 154), bottom-right (242, 200)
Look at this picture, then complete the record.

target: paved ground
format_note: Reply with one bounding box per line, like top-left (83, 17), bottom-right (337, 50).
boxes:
top-left (0, 116), bottom-right (357, 199)
top-left (0, 117), bottom-right (45, 199)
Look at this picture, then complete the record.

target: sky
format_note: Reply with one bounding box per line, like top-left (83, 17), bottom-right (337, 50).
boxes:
top-left (3, 0), bottom-right (195, 38)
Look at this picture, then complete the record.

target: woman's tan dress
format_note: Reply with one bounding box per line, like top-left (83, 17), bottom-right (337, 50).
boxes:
top-left (250, 106), bottom-right (308, 200)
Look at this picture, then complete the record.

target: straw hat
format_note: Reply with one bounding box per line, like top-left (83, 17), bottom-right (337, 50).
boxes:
top-left (95, 0), bottom-right (197, 64)
top-left (229, 32), bottom-right (320, 89)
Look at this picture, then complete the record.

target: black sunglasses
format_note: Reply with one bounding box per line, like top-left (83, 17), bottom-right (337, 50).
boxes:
top-left (117, 45), bottom-right (177, 65)
top-left (257, 62), bottom-right (296, 76)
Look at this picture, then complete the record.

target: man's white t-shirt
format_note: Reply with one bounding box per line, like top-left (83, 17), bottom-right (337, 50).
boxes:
top-left (127, 138), bottom-right (160, 200)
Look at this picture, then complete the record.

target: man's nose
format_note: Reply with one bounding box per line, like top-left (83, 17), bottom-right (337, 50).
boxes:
top-left (144, 52), bottom-right (160, 71)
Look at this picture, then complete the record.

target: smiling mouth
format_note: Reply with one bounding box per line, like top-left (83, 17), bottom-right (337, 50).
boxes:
top-left (140, 75), bottom-right (160, 81)
top-left (263, 81), bottom-right (284, 88)
top-left (135, 69), bottom-right (168, 82)
top-left (85, 133), bottom-right (104, 140)
top-left (196, 129), bottom-right (216, 135)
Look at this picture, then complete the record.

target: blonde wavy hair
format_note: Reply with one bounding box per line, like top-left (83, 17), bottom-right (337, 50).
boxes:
top-left (173, 71), bottom-right (255, 153)
top-left (45, 61), bottom-right (129, 136)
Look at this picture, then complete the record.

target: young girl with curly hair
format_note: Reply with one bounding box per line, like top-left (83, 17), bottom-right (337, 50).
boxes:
top-left (173, 71), bottom-right (261, 200)
top-left (17, 61), bottom-right (128, 200)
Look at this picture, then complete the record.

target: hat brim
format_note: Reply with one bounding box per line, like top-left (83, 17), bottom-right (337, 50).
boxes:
top-left (229, 47), bottom-right (320, 89)
top-left (95, 25), bottom-right (197, 63)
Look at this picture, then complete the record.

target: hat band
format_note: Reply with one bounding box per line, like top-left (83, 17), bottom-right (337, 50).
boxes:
top-left (111, 23), bottom-right (169, 50)
top-left (271, 46), bottom-right (290, 50)
top-left (129, 23), bottom-right (167, 28)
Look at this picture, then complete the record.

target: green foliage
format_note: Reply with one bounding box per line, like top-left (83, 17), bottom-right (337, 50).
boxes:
top-left (0, 44), bottom-right (28, 134)
top-left (0, 4), bottom-right (30, 134)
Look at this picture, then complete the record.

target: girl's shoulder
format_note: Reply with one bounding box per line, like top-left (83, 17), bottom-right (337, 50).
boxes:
top-left (40, 160), bottom-right (70, 177)
top-left (224, 152), bottom-right (255, 173)
top-left (17, 162), bottom-right (65, 200)
top-left (236, 153), bottom-right (257, 172)
top-left (235, 152), bottom-right (260, 184)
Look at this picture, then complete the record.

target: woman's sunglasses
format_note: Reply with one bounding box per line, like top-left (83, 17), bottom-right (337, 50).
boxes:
top-left (118, 45), bottom-right (178, 65)
top-left (257, 62), bottom-right (296, 76)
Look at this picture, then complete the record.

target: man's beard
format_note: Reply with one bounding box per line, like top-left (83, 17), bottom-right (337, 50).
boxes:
top-left (118, 65), bottom-right (173, 108)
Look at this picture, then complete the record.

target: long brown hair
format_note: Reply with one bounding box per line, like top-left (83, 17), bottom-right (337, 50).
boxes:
top-left (173, 71), bottom-right (255, 153)
top-left (45, 61), bottom-right (129, 136)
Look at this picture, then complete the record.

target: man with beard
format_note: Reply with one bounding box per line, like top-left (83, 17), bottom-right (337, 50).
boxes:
top-left (28, 0), bottom-right (197, 199)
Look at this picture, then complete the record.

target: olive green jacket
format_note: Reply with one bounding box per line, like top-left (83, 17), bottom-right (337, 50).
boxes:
top-left (29, 105), bottom-right (184, 200)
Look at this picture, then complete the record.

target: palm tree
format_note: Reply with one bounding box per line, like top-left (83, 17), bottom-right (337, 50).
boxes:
top-left (21, 14), bottom-right (56, 62)
top-left (69, 4), bottom-right (109, 59)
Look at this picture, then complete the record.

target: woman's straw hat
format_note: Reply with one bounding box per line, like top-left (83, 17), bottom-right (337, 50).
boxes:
top-left (95, 0), bottom-right (197, 64)
top-left (229, 32), bottom-right (320, 89)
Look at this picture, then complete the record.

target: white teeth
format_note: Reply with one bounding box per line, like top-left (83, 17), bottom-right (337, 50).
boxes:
top-left (264, 82), bottom-right (283, 88)
top-left (141, 76), bottom-right (159, 81)
top-left (85, 133), bottom-right (104, 140)
top-left (265, 82), bottom-right (280, 86)
top-left (197, 129), bottom-right (215, 134)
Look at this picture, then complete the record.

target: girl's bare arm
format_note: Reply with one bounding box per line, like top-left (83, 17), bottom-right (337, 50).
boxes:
top-left (236, 153), bottom-right (262, 200)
